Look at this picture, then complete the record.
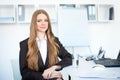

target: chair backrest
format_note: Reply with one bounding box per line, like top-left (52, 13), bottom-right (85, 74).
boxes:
top-left (11, 59), bottom-right (21, 80)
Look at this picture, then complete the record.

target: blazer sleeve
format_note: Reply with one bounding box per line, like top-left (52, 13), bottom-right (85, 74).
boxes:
top-left (19, 38), bottom-right (43, 80)
top-left (55, 37), bottom-right (72, 68)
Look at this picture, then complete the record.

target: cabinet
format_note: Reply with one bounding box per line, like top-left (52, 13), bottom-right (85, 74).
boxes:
top-left (17, 4), bottom-right (35, 23)
top-left (97, 4), bottom-right (114, 22)
top-left (17, 4), bottom-right (57, 23)
top-left (0, 4), bottom-right (114, 24)
top-left (58, 4), bottom-right (114, 22)
top-left (87, 4), bottom-right (114, 22)
top-left (39, 4), bottom-right (57, 23)
top-left (0, 5), bottom-right (15, 23)
top-left (86, 4), bottom-right (97, 22)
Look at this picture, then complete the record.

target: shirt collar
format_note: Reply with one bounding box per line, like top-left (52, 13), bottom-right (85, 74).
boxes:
top-left (36, 35), bottom-right (47, 41)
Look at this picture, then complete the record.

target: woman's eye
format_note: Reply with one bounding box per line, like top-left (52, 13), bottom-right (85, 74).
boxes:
top-left (37, 19), bottom-right (48, 22)
top-left (44, 19), bottom-right (48, 22)
top-left (37, 19), bottom-right (42, 22)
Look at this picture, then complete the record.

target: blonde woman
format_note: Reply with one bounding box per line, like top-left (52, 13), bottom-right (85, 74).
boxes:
top-left (19, 9), bottom-right (72, 80)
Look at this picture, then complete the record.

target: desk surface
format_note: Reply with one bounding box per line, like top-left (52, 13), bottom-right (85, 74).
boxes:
top-left (61, 58), bottom-right (120, 80)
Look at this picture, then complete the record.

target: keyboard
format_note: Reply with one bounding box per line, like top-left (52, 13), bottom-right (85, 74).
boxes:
top-left (94, 59), bottom-right (120, 67)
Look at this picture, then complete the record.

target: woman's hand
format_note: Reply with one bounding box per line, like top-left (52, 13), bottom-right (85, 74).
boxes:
top-left (42, 65), bottom-right (62, 79)
top-left (50, 71), bottom-right (62, 79)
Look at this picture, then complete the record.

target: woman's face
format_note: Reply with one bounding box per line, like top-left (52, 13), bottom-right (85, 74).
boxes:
top-left (36, 13), bottom-right (48, 33)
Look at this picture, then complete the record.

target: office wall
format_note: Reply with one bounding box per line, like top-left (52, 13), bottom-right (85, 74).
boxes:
top-left (89, 1), bottom-right (120, 58)
top-left (0, 0), bottom-right (120, 80)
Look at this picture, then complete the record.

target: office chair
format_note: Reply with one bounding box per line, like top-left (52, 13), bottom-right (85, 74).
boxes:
top-left (11, 59), bottom-right (21, 80)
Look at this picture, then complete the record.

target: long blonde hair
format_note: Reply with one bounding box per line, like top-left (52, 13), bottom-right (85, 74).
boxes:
top-left (27, 9), bottom-right (60, 71)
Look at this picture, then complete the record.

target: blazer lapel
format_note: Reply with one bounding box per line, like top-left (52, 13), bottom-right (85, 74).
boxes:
top-left (38, 51), bottom-right (49, 71)
top-left (38, 51), bottom-right (45, 71)
top-left (45, 53), bottom-right (49, 67)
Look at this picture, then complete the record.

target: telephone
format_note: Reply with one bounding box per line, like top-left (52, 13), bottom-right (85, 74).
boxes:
top-left (86, 55), bottom-right (96, 61)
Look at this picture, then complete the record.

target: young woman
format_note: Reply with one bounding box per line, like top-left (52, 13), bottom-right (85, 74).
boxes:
top-left (19, 9), bottom-right (72, 80)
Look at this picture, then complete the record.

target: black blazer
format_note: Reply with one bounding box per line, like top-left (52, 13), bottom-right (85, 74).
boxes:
top-left (19, 37), bottom-right (72, 80)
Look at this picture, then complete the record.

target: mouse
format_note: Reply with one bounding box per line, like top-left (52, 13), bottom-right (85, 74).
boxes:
top-left (92, 64), bottom-right (105, 69)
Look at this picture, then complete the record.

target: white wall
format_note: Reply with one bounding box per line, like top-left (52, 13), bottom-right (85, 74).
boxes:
top-left (89, 1), bottom-right (120, 58)
top-left (0, 0), bottom-right (120, 80)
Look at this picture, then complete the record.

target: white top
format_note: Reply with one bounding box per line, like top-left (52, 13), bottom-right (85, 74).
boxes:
top-left (36, 36), bottom-right (47, 64)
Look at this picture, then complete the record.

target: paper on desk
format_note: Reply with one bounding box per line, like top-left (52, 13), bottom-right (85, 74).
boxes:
top-left (75, 68), bottom-right (119, 79)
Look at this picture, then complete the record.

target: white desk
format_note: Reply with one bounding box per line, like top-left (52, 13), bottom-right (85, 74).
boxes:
top-left (61, 58), bottom-right (120, 80)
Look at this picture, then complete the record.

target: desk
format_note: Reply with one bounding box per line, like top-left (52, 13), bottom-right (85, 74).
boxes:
top-left (61, 58), bottom-right (120, 80)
